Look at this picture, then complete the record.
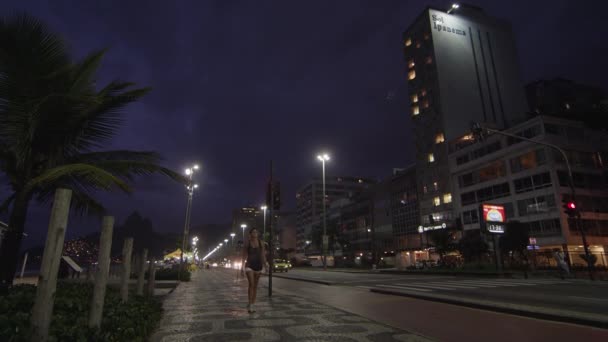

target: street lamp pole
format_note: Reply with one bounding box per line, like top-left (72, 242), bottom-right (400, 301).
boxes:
top-left (179, 164), bottom-right (199, 280)
top-left (317, 153), bottom-right (330, 271)
top-left (261, 205), bottom-right (267, 236)
top-left (241, 224), bottom-right (247, 244)
top-left (230, 233), bottom-right (236, 247)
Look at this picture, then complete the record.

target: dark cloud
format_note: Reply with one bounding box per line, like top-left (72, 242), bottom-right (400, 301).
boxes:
top-left (3, 0), bottom-right (607, 251)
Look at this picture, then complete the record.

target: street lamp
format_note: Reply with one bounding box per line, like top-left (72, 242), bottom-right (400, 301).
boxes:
top-left (261, 205), bottom-right (267, 235)
top-left (447, 3), bottom-right (460, 14)
top-left (180, 163), bottom-right (200, 278)
top-left (241, 224), bottom-right (247, 243)
top-left (230, 233), bottom-right (236, 246)
top-left (316, 153), bottom-right (330, 270)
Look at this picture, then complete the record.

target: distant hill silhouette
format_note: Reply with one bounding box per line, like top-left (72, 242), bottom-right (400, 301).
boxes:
top-left (24, 212), bottom-right (231, 263)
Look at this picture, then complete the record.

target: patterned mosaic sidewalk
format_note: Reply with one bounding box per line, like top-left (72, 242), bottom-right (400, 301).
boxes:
top-left (151, 269), bottom-right (431, 342)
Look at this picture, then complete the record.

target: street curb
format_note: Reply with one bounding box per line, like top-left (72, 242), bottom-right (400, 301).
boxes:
top-left (370, 288), bottom-right (608, 329)
top-left (271, 274), bottom-right (333, 285)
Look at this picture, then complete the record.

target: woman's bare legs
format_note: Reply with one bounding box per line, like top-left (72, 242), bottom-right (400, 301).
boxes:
top-left (246, 271), bottom-right (255, 305)
top-left (252, 272), bottom-right (262, 304)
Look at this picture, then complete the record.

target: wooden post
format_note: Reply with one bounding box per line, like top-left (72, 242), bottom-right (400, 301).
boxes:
top-left (88, 216), bottom-right (114, 329)
top-left (30, 189), bottom-right (72, 342)
top-left (136, 249), bottom-right (148, 296)
top-left (120, 238), bottom-right (133, 302)
top-left (146, 258), bottom-right (156, 297)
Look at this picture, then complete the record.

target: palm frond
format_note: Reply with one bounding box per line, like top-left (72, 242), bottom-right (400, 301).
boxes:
top-left (24, 163), bottom-right (132, 196)
top-left (0, 193), bottom-right (15, 214)
top-left (70, 150), bottom-right (187, 184)
top-left (69, 189), bottom-right (106, 217)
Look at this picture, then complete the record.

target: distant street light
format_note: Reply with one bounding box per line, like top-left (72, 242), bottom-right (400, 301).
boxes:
top-left (230, 233), bottom-right (236, 246)
top-left (241, 224), bottom-right (247, 242)
top-left (316, 153), bottom-right (330, 271)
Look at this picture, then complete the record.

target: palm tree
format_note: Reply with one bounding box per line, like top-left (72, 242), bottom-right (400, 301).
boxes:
top-left (0, 14), bottom-right (184, 286)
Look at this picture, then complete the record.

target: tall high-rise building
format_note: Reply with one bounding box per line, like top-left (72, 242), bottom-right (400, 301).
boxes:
top-left (295, 177), bottom-right (375, 254)
top-left (403, 4), bottom-right (528, 230)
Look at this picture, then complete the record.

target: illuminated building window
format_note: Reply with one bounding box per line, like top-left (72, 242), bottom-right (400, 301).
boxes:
top-left (420, 88), bottom-right (427, 97)
top-left (416, 41), bottom-right (421, 48)
top-left (443, 193), bottom-right (452, 204)
top-left (433, 181), bottom-right (438, 190)
top-left (424, 32), bottom-right (430, 40)
top-left (434, 197), bottom-right (441, 206)
top-left (408, 70), bottom-right (416, 80)
top-left (565, 103), bottom-right (571, 109)
top-left (411, 94), bottom-right (418, 103)
top-left (412, 106), bottom-right (420, 116)
top-left (428, 153), bottom-right (435, 163)
top-left (461, 133), bottom-right (474, 141)
top-left (405, 38), bottom-right (412, 46)
top-left (423, 185), bottom-right (428, 194)
top-left (422, 99), bottom-right (429, 108)
top-left (425, 56), bottom-right (433, 64)
top-left (408, 59), bottom-right (415, 68)
top-left (435, 133), bottom-right (445, 144)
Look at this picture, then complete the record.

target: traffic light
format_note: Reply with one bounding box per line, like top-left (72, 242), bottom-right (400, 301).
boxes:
top-left (562, 197), bottom-right (578, 218)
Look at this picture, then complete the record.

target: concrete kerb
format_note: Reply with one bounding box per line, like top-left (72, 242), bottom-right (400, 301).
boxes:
top-left (270, 274), bottom-right (333, 285)
top-left (370, 288), bottom-right (608, 329)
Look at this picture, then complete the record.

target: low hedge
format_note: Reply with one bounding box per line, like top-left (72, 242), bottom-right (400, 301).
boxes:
top-left (0, 282), bottom-right (162, 341)
top-left (154, 267), bottom-right (191, 281)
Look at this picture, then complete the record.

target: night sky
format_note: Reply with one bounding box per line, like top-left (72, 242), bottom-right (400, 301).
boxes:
top-left (2, 0), bottom-right (607, 250)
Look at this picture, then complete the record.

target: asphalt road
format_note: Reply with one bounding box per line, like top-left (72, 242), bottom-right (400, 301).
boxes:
top-left (272, 269), bottom-right (608, 317)
top-left (251, 270), bottom-right (608, 342)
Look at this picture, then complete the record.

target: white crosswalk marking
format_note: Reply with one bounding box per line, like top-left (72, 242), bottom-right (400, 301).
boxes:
top-left (373, 278), bottom-right (570, 293)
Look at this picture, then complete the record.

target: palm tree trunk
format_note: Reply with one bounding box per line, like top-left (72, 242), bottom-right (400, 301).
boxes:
top-left (0, 192), bottom-right (30, 289)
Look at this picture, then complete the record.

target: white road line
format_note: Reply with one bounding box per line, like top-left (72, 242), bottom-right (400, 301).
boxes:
top-left (393, 283), bottom-right (457, 290)
top-left (377, 284), bottom-right (433, 292)
top-left (422, 282), bottom-right (479, 289)
top-left (449, 280), bottom-right (531, 286)
top-left (568, 296), bottom-right (608, 303)
top-left (435, 281), bottom-right (498, 288)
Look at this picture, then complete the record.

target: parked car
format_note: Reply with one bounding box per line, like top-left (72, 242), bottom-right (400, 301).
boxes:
top-left (273, 259), bottom-right (290, 272)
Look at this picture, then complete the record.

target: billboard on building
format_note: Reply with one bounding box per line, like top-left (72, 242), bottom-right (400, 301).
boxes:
top-left (480, 204), bottom-right (506, 234)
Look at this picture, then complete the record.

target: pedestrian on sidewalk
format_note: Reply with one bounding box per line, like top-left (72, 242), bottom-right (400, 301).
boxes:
top-left (241, 227), bottom-right (268, 313)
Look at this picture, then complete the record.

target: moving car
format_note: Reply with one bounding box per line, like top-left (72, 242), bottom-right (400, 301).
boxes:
top-left (273, 259), bottom-right (290, 272)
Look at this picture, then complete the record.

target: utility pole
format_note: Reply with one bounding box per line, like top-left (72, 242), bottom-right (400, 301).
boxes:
top-left (268, 160), bottom-right (273, 297)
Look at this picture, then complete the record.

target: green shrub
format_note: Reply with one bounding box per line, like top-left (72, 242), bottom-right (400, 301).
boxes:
top-left (154, 268), bottom-right (191, 281)
top-left (0, 282), bottom-right (162, 342)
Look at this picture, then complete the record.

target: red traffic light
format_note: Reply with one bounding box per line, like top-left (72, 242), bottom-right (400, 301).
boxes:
top-left (567, 202), bottom-right (576, 210)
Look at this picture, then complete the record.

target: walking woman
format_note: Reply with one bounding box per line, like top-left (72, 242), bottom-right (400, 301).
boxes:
top-left (241, 227), bottom-right (268, 313)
